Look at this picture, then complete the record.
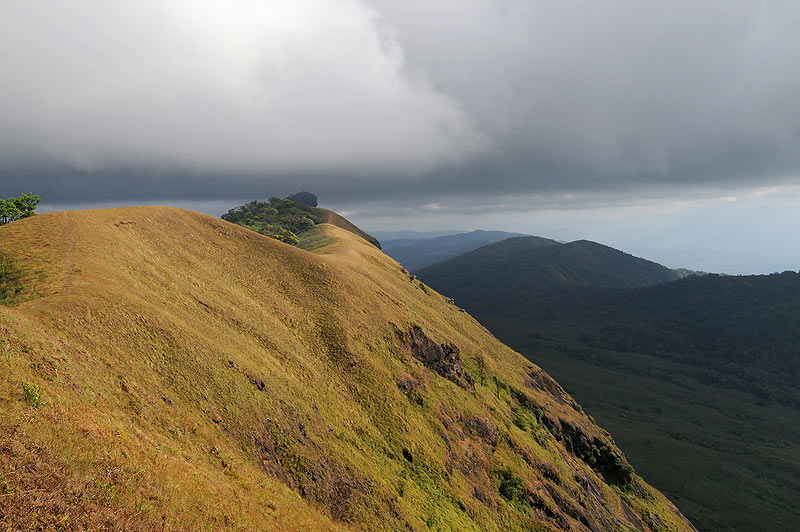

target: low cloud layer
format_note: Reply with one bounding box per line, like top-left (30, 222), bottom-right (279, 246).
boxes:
top-left (2, 1), bottom-right (800, 206)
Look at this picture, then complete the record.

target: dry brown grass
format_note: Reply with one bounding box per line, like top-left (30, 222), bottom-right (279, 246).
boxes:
top-left (0, 207), bottom-right (695, 531)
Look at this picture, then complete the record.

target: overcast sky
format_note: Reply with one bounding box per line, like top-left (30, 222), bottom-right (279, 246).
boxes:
top-left (2, 1), bottom-right (800, 273)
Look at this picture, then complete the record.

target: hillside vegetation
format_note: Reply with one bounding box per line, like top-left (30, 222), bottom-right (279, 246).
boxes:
top-left (485, 317), bottom-right (800, 532)
top-left (221, 197), bottom-right (326, 246)
top-left (417, 237), bottom-right (800, 532)
top-left (0, 207), bottom-right (692, 531)
top-left (382, 230), bottom-right (531, 271)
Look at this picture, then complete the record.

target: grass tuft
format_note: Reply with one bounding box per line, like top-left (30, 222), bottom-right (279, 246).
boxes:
top-left (0, 252), bottom-right (23, 304)
top-left (20, 382), bottom-right (42, 408)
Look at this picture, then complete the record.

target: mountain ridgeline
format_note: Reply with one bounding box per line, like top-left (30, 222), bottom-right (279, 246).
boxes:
top-left (220, 196), bottom-right (381, 250)
top-left (381, 230), bottom-right (531, 271)
top-left (0, 208), bottom-right (691, 531)
top-left (417, 236), bottom-right (681, 316)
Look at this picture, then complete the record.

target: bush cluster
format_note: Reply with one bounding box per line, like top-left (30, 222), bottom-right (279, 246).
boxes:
top-left (221, 197), bottom-right (323, 246)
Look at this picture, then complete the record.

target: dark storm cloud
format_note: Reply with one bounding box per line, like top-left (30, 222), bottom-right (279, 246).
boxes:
top-left (2, 0), bottom-right (800, 206)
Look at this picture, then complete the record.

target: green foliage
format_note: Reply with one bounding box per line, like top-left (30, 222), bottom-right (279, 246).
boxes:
top-left (420, 242), bottom-right (800, 408)
top-left (0, 193), bottom-right (40, 225)
top-left (497, 468), bottom-right (527, 504)
top-left (222, 197), bottom-right (323, 246)
top-left (92, 479), bottom-right (117, 503)
top-left (21, 382), bottom-right (42, 408)
top-left (511, 405), bottom-right (540, 432)
top-left (246, 223), bottom-right (301, 246)
top-left (474, 354), bottom-right (487, 386)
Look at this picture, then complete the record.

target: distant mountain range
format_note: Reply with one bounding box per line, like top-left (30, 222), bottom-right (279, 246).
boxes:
top-left (371, 229), bottom-right (465, 241)
top-left (381, 230), bottom-right (528, 271)
top-left (413, 231), bottom-right (800, 532)
top-left (416, 236), bottom-right (682, 314)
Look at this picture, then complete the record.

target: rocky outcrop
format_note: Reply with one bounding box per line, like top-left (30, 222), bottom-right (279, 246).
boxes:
top-left (525, 367), bottom-right (580, 411)
top-left (510, 386), bottom-right (635, 487)
top-left (396, 325), bottom-right (474, 389)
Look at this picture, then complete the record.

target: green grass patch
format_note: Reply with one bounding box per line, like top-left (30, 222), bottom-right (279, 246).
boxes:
top-left (21, 382), bottom-right (42, 408)
top-left (497, 468), bottom-right (527, 504)
top-left (0, 251), bottom-right (23, 304)
top-left (297, 225), bottom-right (337, 252)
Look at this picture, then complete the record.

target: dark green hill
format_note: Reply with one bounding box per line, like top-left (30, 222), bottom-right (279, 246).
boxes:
top-left (422, 265), bottom-right (800, 404)
top-left (381, 230), bottom-right (533, 271)
top-left (417, 238), bottom-right (800, 532)
top-left (417, 237), bottom-right (680, 314)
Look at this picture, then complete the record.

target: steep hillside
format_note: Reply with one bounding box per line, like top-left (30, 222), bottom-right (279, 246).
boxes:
top-left (382, 230), bottom-right (534, 271)
top-left (417, 237), bottom-right (680, 315)
top-left (0, 208), bottom-right (693, 532)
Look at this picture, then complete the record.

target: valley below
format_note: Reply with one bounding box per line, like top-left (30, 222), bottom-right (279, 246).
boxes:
top-left (484, 317), bottom-right (800, 532)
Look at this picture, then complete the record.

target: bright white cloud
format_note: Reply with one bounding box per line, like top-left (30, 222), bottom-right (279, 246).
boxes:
top-left (0, 0), bottom-right (487, 174)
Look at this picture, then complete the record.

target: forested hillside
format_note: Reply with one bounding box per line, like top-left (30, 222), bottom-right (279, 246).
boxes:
top-left (417, 238), bottom-right (800, 532)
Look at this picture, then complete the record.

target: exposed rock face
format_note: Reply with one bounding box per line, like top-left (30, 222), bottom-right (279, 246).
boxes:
top-left (397, 325), bottom-right (474, 389)
top-left (253, 416), bottom-right (368, 523)
top-left (526, 368), bottom-right (580, 411)
top-left (466, 416), bottom-right (499, 446)
top-left (510, 386), bottom-right (635, 487)
top-left (286, 191), bottom-right (318, 207)
top-left (551, 419), bottom-right (634, 487)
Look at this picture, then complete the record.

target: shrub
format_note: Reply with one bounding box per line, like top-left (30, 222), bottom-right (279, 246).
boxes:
top-left (21, 382), bottom-right (42, 408)
top-left (498, 468), bottom-right (527, 503)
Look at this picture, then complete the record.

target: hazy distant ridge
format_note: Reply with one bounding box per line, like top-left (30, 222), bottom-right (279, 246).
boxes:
top-left (381, 230), bottom-right (531, 271)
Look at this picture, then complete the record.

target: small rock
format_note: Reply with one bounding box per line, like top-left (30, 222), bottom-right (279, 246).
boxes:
top-left (402, 448), bottom-right (413, 463)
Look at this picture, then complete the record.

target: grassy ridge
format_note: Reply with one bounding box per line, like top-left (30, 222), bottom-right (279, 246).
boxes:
top-left (0, 207), bottom-right (692, 531)
top-left (312, 207), bottom-right (382, 249)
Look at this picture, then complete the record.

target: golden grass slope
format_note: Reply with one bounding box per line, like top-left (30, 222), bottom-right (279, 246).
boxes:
top-left (0, 207), bottom-right (694, 531)
top-left (312, 207), bottom-right (382, 249)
